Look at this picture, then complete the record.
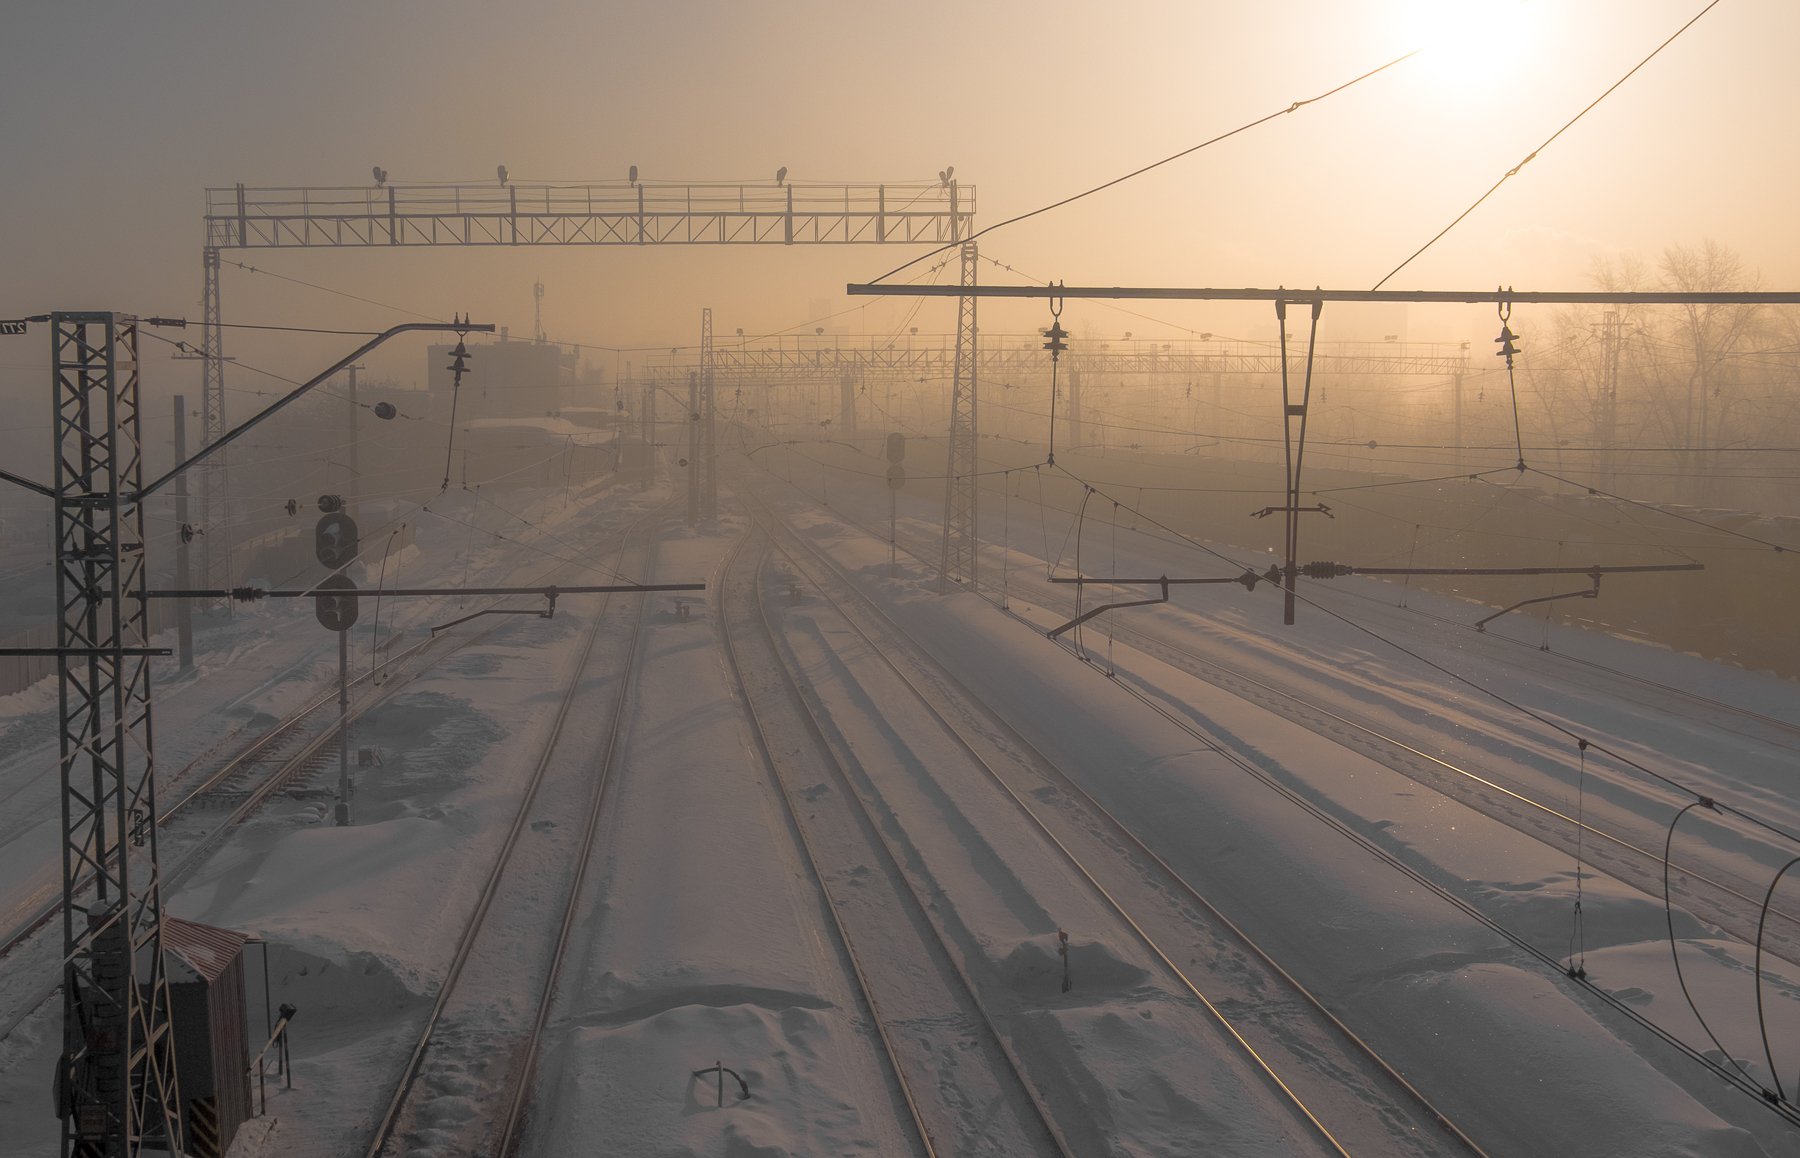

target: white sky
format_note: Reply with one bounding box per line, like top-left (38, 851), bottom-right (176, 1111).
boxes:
top-left (1, 0), bottom-right (1795, 389)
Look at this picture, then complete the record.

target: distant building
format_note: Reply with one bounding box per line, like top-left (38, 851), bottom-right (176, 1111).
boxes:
top-left (426, 333), bottom-right (580, 424)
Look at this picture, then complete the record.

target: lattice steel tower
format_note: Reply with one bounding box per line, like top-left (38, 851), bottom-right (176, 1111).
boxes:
top-left (50, 314), bottom-right (186, 1157)
top-left (939, 222), bottom-right (979, 588)
top-left (199, 246), bottom-right (227, 592)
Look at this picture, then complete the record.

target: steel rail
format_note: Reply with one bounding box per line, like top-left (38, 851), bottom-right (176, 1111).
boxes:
top-left (710, 529), bottom-right (937, 1158)
top-left (1312, 581), bottom-right (1800, 748)
top-left (728, 526), bottom-right (1077, 1157)
top-left (1082, 606), bottom-right (1800, 950)
top-left (491, 544), bottom-right (661, 1155)
top-left (1051, 623), bottom-right (1800, 1131)
top-left (160, 634), bottom-right (441, 818)
top-left (753, 470), bottom-right (1799, 1134)
top-left (741, 432), bottom-right (1800, 1129)
top-left (760, 502), bottom-right (1488, 1154)
top-left (0, 618), bottom-right (498, 1048)
top-left (752, 494), bottom-right (1458, 1157)
top-left (364, 517), bottom-right (657, 1158)
top-left (792, 465), bottom-right (1800, 954)
top-left (0, 635), bottom-right (441, 966)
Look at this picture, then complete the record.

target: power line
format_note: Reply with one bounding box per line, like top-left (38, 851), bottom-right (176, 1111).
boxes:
top-left (221, 259), bottom-right (444, 321)
top-left (1372, 0), bottom-right (1723, 289)
top-left (864, 46), bottom-right (1422, 285)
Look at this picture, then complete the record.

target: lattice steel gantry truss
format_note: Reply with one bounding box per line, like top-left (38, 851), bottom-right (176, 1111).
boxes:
top-left (198, 178), bottom-right (974, 572)
top-left (51, 314), bottom-right (186, 1157)
top-left (643, 334), bottom-right (1473, 383)
top-left (204, 181), bottom-right (972, 249)
top-left (939, 240), bottom-right (979, 589)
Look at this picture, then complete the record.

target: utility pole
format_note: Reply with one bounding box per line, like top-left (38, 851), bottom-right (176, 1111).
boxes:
top-left (1452, 370), bottom-right (1464, 475)
top-left (840, 372), bottom-right (857, 434)
top-left (701, 309), bottom-right (716, 520)
top-left (1212, 371), bottom-right (1225, 460)
top-left (200, 246), bottom-right (224, 595)
top-left (172, 397), bottom-right (194, 671)
top-left (642, 380), bottom-right (656, 491)
top-left (686, 371), bottom-right (700, 527)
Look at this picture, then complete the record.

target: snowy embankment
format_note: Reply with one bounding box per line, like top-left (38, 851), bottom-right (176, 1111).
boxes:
top-left (3, 455), bottom-right (1796, 1156)
top-left (772, 473), bottom-right (1800, 1155)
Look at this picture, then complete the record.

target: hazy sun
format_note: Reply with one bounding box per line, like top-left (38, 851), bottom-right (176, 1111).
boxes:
top-left (1394, 0), bottom-right (1541, 100)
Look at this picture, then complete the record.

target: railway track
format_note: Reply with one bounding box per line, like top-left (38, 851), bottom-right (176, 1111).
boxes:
top-left (1042, 618), bottom-right (1800, 1131)
top-left (776, 470), bottom-right (1800, 966)
top-left (743, 475), bottom-right (1800, 1131)
top-left (718, 526), bottom-right (1053, 1156)
top-left (0, 490), bottom-right (657, 1048)
top-left (747, 493), bottom-right (1487, 1156)
top-left (1018, 585), bottom-right (1800, 964)
top-left (1315, 580), bottom-right (1800, 753)
top-left (364, 514), bottom-right (659, 1158)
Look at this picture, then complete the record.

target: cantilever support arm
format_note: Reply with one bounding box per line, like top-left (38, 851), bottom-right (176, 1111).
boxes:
top-left (135, 321), bottom-right (495, 502)
top-left (431, 606), bottom-right (552, 636)
top-left (0, 468), bottom-right (54, 498)
top-left (1474, 583), bottom-right (1598, 632)
top-left (1048, 577), bottom-right (1172, 639)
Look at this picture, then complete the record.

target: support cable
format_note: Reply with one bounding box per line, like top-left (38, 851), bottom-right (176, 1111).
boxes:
top-left (1524, 465), bottom-right (1793, 554)
top-left (1044, 461), bottom-right (1800, 847)
top-left (1050, 481), bottom-right (1091, 580)
top-left (1662, 799), bottom-right (1772, 1097)
top-left (223, 259), bottom-right (443, 322)
top-left (1399, 522), bottom-right (1421, 608)
top-left (1107, 500), bottom-right (1120, 676)
top-left (1072, 486), bottom-right (1091, 657)
top-left (369, 527), bottom-right (402, 684)
top-left (1567, 739), bottom-right (1589, 979)
top-left (1372, 0), bottom-right (1723, 289)
top-left (1301, 593), bottom-right (1800, 848)
top-left (1001, 469), bottom-right (1012, 609)
top-left (866, 48), bottom-right (1421, 285)
top-left (1755, 856), bottom-right (1800, 1105)
top-left (1540, 541), bottom-right (1563, 651)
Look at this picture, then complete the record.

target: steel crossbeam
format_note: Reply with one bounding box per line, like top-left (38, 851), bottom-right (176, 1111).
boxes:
top-left (646, 335), bottom-right (1471, 382)
top-left (204, 181), bottom-right (974, 249)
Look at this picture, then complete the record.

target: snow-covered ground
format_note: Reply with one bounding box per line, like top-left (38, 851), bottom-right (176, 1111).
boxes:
top-left (2, 450), bottom-right (1798, 1156)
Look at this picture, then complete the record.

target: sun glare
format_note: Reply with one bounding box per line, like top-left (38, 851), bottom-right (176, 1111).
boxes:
top-left (1396, 0), bottom-right (1540, 99)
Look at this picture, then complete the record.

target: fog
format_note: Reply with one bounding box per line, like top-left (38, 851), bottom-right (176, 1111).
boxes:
top-left (4, 1), bottom-right (1799, 650)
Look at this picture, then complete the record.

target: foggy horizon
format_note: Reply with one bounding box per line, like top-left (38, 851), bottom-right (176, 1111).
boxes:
top-left (6, 5), bottom-right (1800, 1157)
